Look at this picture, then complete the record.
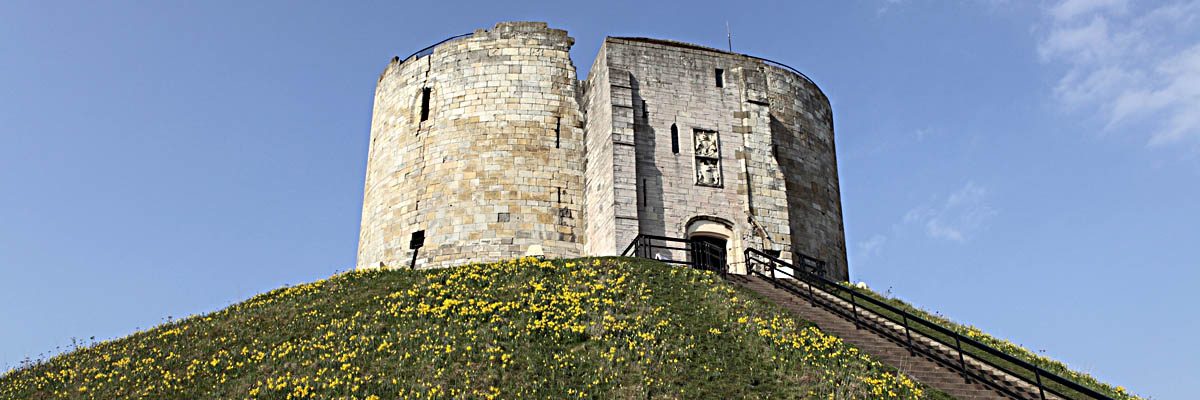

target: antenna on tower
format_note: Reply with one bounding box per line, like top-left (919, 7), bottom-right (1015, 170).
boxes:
top-left (726, 21), bottom-right (733, 52)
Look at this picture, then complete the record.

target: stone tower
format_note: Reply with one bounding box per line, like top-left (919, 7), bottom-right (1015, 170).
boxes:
top-left (357, 22), bottom-right (849, 280)
top-left (357, 22), bottom-right (584, 270)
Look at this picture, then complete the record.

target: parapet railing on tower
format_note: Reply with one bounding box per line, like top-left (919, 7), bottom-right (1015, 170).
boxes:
top-left (743, 55), bottom-right (818, 88)
top-left (742, 248), bottom-right (1115, 400)
top-left (400, 33), bottom-right (474, 63)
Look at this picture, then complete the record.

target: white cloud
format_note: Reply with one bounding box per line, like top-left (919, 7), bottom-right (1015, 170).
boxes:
top-left (877, 0), bottom-right (1011, 16)
top-left (915, 128), bottom-right (931, 141)
top-left (1048, 0), bottom-right (1128, 21)
top-left (1038, 16), bottom-right (1118, 63)
top-left (1039, 1), bottom-right (1200, 147)
top-left (876, 0), bottom-right (905, 16)
top-left (856, 234), bottom-right (887, 259)
top-left (855, 182), bottom-right (996, 261)
top-left (904, 181), bottom-right (998, 243)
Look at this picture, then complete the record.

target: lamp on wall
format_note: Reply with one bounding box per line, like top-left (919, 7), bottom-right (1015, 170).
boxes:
top-left (525, 244), bottom-right (545, 260)
top-left (409, 230), bottom-right (425, 270)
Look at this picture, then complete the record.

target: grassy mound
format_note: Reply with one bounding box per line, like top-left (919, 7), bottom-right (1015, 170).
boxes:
top-left (841, 284), bottom-right (1140, 399)
top-left (1, 257), bottom-right (944, 399)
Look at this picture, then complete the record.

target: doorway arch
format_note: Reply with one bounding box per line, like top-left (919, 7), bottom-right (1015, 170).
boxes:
top-left (685, 217), bottom-right (734, 274)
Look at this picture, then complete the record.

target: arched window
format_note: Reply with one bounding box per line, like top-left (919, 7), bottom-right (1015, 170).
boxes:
top-left (670, 123), bottom-right (679, 154)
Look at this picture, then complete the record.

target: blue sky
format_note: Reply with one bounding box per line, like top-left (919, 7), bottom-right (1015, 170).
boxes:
top-left (1, 1), bottom-right (1195, 397)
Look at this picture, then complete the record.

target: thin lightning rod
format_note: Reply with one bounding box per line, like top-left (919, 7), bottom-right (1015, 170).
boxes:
top-left (726, 21), bottom-right (732, 52)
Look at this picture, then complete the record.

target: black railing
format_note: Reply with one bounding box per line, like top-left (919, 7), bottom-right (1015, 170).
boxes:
top-left (621, 234), bottom-right (727, 278)
top-left (620, 234), bottom-right (1114, 399)
top-left (743, 248), bottom-right (1113, 400)
top-left (743, 55), bottom-right (819, 89)
top-left (400, 33), bottom-right (474, 63)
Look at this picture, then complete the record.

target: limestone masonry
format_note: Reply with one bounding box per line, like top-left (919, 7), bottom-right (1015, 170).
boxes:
top-left (357, 22), bottom-right (848, 280)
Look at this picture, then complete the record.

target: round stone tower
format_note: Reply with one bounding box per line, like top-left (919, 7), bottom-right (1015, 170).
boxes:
top-left (357, 22), bottom-right (585, 269)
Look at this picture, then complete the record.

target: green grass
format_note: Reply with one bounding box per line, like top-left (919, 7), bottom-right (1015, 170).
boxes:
top-left (823, 282), bottom-right (1141, 399)
top-left (1, 257), bottom-right (946, 399)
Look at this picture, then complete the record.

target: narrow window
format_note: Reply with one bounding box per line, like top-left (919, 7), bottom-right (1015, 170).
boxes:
top-left (715, 69), bottom-right (724, 88)
top-left (640, 178), bottom-right (646, 204)
top-left (419, 87), bottom-right (431, 122)
top-left (555, 116), bottom-right (561, 148)
top-left (670, 124), bottom-right (679, 154)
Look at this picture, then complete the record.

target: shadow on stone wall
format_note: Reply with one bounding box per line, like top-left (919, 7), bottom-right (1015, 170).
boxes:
top-left (768, 114), bottom-right (842, 280)
top-left (630, 75), bottom-right (668, 259)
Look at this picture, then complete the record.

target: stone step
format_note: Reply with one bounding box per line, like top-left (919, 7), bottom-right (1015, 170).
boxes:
top-left (734, 276), bottom-right (1025, 399)
top-left (756, 282), bottom-right (1053, 391)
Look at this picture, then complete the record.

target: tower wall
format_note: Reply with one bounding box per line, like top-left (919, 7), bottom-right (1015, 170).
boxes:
top-left (762, 63), bottom-right (849, 281)
top-left (586, 38), bottom-right (848, 279)
top-left (357, 22), bottom-right (585, 269)
top-left (581, 45), bottom-right (620, 256)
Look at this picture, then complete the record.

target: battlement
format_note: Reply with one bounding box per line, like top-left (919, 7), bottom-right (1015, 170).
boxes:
top-left (474, 21), bottom-right (573, 45)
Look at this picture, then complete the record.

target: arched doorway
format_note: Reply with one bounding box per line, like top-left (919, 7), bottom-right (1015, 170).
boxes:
top-left (685, 217), bottom-right (734, 274)
top-left (692, 236), bottom-right (727, 274)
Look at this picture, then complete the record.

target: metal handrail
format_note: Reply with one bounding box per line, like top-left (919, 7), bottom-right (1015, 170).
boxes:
top-left (620, 234), bottom-right (1113, 399)
top-left (743, 55), bottom-right (818, 88)
top-left (400, 33), bottom-right (474, 63)
top-left (621, 234), bottom-right (686, 257)
top-left (752, 267), bottom-right (1025, 399)
top-left (621, 234), bottom-right (727, 278)
top-left (743, 248), bottom-right (1114, 400)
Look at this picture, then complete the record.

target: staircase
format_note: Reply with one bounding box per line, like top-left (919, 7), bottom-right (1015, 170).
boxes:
top-left (621, 235), bottom-right (1114, 400)
top-left (732, 275), bottom-right (1011, 399)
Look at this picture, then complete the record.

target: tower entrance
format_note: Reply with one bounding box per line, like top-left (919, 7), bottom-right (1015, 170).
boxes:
top-left (691, 236), bottom-right (727, 274)
top-left (685, 217), bottom-right (733, 275)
